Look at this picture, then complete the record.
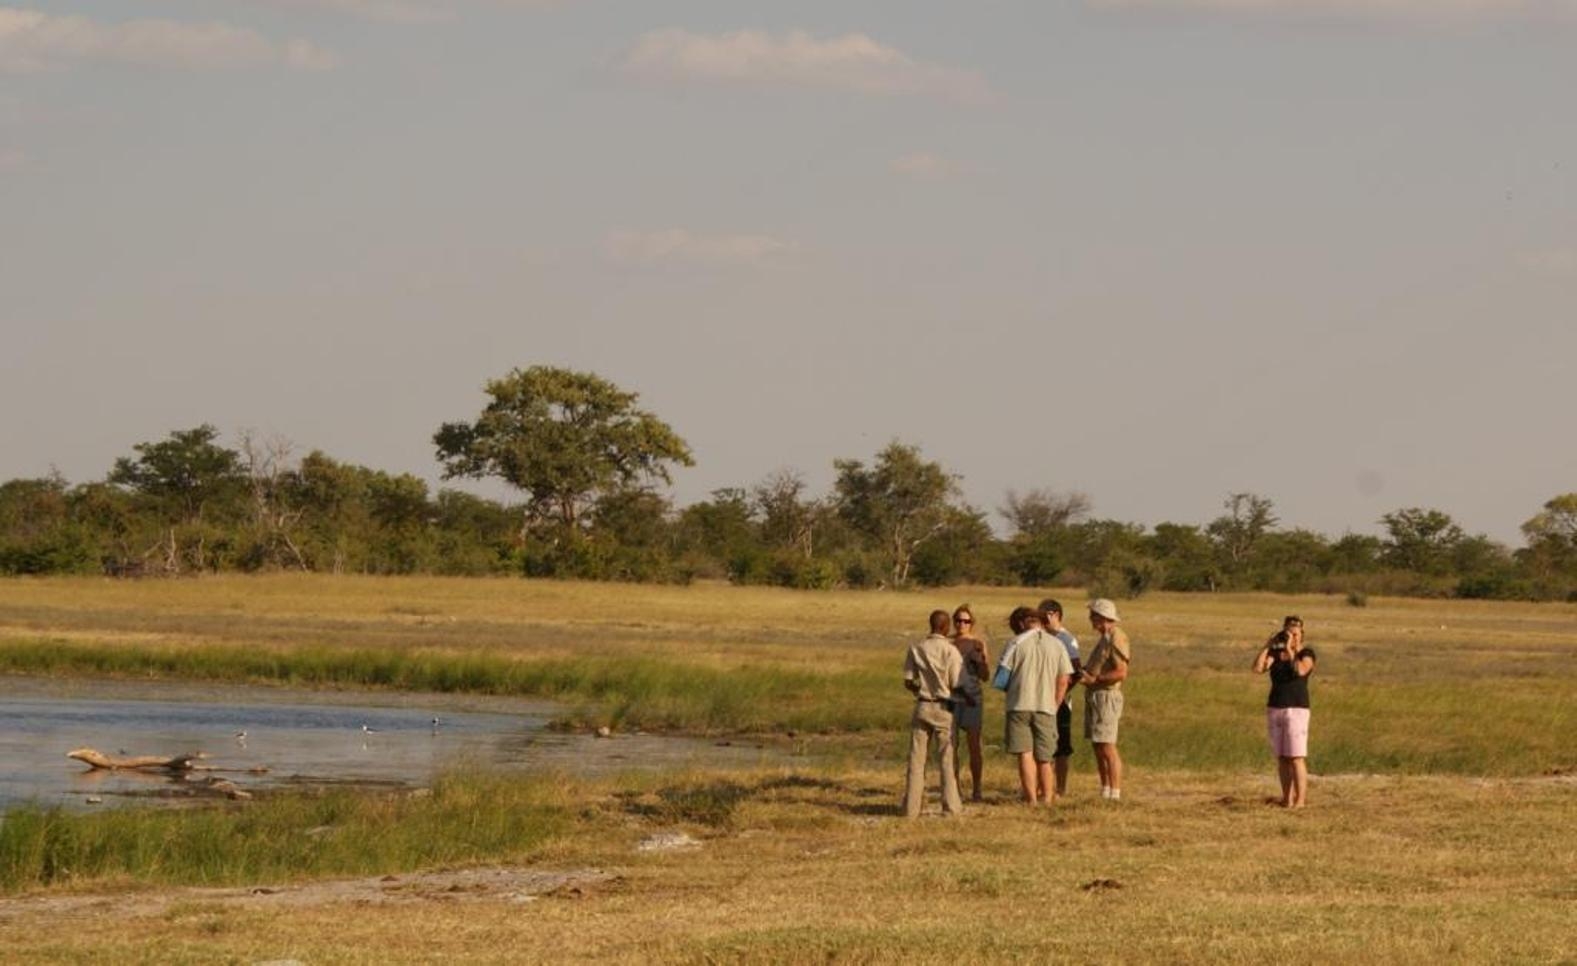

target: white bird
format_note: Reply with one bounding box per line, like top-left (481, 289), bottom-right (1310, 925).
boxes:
top-left (234, 730), bottom-right (248, 741)
top-left (430, 717), bottom-right (440, 730)
top-left (361, 724), bottom-right (378, 734)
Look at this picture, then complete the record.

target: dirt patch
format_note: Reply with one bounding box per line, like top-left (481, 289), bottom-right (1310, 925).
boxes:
top-left (0, 867), bottom-right (617, 922)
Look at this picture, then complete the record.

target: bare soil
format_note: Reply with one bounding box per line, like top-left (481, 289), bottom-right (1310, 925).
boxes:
top-left (0, 866), bottom-right (617, 922)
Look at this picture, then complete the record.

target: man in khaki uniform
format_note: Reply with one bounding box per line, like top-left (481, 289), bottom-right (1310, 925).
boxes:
top-left (1080, 598), bottom-right (1131, 801)
top-left (902, 610), bottom-right (965, 817)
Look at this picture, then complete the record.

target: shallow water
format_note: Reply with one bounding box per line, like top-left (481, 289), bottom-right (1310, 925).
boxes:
top-left (0, 676), bottom-right (784, 812)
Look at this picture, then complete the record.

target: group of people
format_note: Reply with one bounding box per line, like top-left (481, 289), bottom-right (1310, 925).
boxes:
top-left (902, 602), bottom-right (1316, 815)
top-left (901, 597), bottom-right (1131, 817)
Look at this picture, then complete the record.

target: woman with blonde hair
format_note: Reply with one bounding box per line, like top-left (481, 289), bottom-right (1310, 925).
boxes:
top-left (950, 603), bottom-right (991, 802)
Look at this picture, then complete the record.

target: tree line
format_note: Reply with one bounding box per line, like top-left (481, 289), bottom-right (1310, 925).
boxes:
top-left (3, 366), bottom-right (1574, 601)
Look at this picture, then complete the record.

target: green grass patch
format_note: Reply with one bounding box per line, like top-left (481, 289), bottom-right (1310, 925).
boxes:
top-left (1118, 674), bottom-right (1573, 776)
top-left (0, 772), bottom-right (567, 893)
top-left (0, 637), bottom-right (888, 735)
top-left (4, 635), bottom-right (1571, 774)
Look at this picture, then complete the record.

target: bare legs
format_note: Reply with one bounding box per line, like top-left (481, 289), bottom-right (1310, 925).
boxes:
top-left (1014, 753), bottom-right (1056, 804)
top-left (1093, 743), bottom-right (1122, 799)
top-left (1053, 755), bottom-right (1070, 797)
top-left (1277, 756), bottom-right (1308, 807)
top-left (954, 726), bottom-right (984, 801)
top-left (1016, 752), bottom-right (1038, 803)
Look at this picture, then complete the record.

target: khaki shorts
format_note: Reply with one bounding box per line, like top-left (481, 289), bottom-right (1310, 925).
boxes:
top-left (1005, 710), bottom-right (1058, 762)
top-left (1085, 688), bottom-right (1124, 744)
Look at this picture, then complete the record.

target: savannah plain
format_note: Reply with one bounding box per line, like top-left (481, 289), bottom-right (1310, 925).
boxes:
top-left (0, 575), bottom-right (1574, 963)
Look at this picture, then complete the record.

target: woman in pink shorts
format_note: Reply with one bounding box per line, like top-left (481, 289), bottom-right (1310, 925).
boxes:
top-left (1253, 617), bottom-right (1316, 808)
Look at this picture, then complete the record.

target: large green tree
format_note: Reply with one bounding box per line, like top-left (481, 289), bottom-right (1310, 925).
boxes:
top-left (1518, 493), bottom-right (1577, 594)
top-left (433, 367), bottom-right (693, 532)
top-left (1381, 504), bottom-right (1463, 573)
top-left (833, 441), bottom-right (959, 588)
top-left (108, 425), bottom-right (244, 571)
top-left (1380, 507), bottom-right (1464, 575)
top-left (109, 425), bottom-right (243, 525)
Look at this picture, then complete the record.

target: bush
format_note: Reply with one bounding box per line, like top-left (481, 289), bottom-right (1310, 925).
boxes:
top-left (789, 557), bottom-right (839, 591)
top-left (1455, 574), bottom-right (1534, 601)
top-left (1346, 591), bottom-right (1368, 608)
top-left (0, 530), bottom-right (99, 575)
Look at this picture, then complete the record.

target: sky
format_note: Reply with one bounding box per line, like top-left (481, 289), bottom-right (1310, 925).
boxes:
top-left (2, 0), bottom-right (1574, 545)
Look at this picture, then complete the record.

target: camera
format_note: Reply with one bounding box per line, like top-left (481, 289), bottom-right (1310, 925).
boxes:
top-left (1267, 631), bottom-right (1290, 653)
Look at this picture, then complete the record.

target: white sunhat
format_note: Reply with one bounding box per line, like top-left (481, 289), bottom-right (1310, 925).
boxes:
top-left (1088, 598), bottom-right (1120, 622)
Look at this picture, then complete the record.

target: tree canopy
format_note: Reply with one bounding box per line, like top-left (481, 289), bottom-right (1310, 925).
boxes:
top-left (2, 373), bottom-right (1572, 601)
top-left (433, 367), bottom-right (693, 529)
top-left (833, 441), bottom-right (960, 587)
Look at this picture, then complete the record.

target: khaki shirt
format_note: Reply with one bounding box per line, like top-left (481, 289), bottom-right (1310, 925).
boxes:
top-left (904, 633), bottom-right (963, 703)
top-left (1001, 628), bottom-right (1074, 713)
top-left (1084, 626), bottom-right (1132, 690)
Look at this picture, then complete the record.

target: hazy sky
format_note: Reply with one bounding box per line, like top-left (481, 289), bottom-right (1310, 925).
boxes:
top-left (2, 1), bottom-right (1573, 544)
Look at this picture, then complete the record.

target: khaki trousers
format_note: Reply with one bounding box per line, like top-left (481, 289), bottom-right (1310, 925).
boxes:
top-left (903, 701), bottom-right (963, 817)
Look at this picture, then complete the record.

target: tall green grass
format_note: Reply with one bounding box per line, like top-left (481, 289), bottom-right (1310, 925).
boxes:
top-left (0, 773), bottom-right (567, 893)
top-left (4, 629), bottom-right (1573, 775)
top-left (1119, 675), bottom-right (1574, 776)
top-left (0, 637), bottom-right (889, 734)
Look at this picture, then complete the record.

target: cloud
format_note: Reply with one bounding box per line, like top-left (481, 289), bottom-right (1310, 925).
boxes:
top-left (0, 7), bottom-right (337, 73)
top-left (890, 152), bottom-right (961, 180)
top-left (240, 0), bottom-right (565, 24)
top-left (1087, 0), bottom-right (1577, 25)
top-left (619, 29), bottom-right (992, 103)
top-left (603, 228), bottom-right (798, 268)
top-left (1519, 248), bottom-right (1577, 277)
top-left (241, 0), bottom-right (458, 24)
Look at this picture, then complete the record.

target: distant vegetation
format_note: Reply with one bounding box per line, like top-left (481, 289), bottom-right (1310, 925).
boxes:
top-left (2, 366), bottom-right (1573, 601)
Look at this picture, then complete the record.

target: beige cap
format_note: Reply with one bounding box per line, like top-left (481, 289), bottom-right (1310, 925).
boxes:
top-left (1088, 598), bottom-right (1120, 622)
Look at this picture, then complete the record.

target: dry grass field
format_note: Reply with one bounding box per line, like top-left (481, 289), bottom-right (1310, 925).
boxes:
top-left (1, 576), bottom-right (1574, 962)
top-left (1, 766), bottom-right (1574, 963)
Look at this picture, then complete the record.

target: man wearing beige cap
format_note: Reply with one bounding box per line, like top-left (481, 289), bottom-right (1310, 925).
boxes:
top-left (1080, 598), bottom-right (1131, 801)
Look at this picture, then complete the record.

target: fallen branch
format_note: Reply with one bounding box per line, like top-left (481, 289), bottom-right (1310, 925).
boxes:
top-left (200, 777), bottom-right (253, 800)
top-left (67, 748), bottom-right (206, 772)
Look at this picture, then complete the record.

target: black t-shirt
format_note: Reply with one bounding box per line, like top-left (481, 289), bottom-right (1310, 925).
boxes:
top-left (1267, 647), bottom-right (1316, 709)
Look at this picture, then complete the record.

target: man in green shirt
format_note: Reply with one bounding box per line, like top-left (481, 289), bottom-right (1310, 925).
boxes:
top-left (997, 606), bottom-right (1073, 804)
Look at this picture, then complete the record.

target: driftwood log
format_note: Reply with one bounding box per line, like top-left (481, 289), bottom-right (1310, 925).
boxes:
top-left (67, 748), bottom-right (205, 772)
top-left (66, 749), bottom-right (257, 800)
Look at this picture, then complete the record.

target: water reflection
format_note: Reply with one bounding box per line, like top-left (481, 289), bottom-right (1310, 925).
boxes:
top-left (0, 677), bottom-right (782, 811)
